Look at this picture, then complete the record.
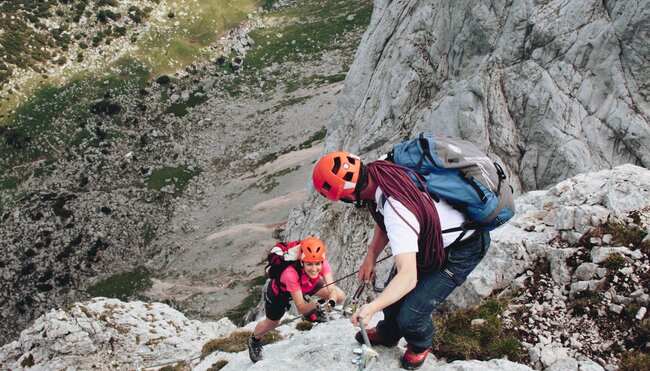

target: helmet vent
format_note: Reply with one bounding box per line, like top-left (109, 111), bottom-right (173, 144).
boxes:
top-left (322, 182), bottom-right (331, 191)
top-left (347, 156), bottom-right (356, 165)
top-left (332, 157), bottom-right (341, 173)
top-left (343, 172), bottom-right (354, 181)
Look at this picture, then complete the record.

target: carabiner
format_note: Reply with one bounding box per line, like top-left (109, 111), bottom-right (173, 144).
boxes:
top-left (342, 281), bottom-right (366, 318)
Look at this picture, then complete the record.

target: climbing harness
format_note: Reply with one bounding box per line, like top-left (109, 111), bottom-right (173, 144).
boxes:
top-left (371, 275), bottom-right (387, 293)
top-left (342, 268), bottom-right (390, 316)
top-left (302, 296), bottom-right (333, 323)
top-left (443, 267), bottom-right (465, 286)
top-left (315, 298), bottom-right (335, 322)
top-left (315, 298), bottom-right (330, 322)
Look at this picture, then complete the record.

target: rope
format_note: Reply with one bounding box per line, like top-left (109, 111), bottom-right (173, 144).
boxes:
top-left (366, 161), bottom-right (445, 272)
top-left (251, 310), bottom-right (311, 338)
top-left (320, 254), bottom-right (393, 290)
top-left (250, 253), bottom-right (392, 339)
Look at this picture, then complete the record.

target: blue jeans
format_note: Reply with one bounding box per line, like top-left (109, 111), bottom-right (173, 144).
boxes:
top-left (375, 230), bottom-right (491, 351)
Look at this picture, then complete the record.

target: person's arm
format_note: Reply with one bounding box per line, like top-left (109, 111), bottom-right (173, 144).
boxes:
top-left (358, 224), bottom-right (389, 282)
top-left (351, 252), bottom-right (417, 326)
top-left (313, 262), bottom-right (346, 306)
top-left (290, 290), bottom-right (317, 314)
top-left (322, 272), bottom-right (337, 301)
top-left (280, 267), bottom-right (317, 314)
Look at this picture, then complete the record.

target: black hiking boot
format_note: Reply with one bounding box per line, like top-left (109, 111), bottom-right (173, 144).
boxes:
top-left (247, 335), bottom-right (263, 363)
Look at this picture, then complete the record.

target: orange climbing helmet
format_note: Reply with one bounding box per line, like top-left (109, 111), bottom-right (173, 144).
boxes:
top-left (300, 237), bottom-right (326, 262)
top-left (312, 151), bottom-right (363, 202)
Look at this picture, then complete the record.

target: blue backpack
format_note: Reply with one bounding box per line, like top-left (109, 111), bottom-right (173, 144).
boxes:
top-left (390, 133), bottom-right (515, 231)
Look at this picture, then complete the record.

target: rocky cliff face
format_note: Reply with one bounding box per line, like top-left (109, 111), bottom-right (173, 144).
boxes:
top-left (2, 165), bottom-right (647, 370)
top-left (284, 0), bottom-right (650, 296)
top-left (0, 298), bottom-right (237, 370)
top-left (322, 0), bottom-right (649, 189)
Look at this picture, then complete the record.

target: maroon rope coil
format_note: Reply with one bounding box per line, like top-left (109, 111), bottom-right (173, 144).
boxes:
top-left (366, 160), bottom-right (445, 272)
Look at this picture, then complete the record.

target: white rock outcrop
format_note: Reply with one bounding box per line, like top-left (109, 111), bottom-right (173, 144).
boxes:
top-left (0, 298), bottom-right (236, 370)
top-left (0, 305), bottom-right (536, 371)
top-left (444, 164), bottom-right (650, 310)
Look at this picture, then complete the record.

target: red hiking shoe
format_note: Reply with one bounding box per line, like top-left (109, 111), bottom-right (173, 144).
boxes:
top-left (401, 345), bottom-right (429, 370)
top-left (354, 327), bottom-right (399, 347)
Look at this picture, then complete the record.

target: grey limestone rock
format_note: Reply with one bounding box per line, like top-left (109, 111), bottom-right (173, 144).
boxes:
top-left (286, 0), bottom-right (650, 308)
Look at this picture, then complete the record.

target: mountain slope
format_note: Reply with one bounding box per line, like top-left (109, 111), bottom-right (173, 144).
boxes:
top-left (1, 165), bottom-right (647, 370)
top-left (0, 0), bottom-right (371, 343)
top-left (284, 0), bottom-right (650, 339)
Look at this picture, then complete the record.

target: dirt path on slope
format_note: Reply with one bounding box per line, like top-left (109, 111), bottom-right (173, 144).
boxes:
top-left (143, 81), bottom-right (340, 321)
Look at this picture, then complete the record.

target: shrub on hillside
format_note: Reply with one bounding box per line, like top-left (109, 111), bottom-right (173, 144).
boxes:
top-left (200, 330), bottom-right (282, 358)
top-left (433, 297), bottom-right (521, 362)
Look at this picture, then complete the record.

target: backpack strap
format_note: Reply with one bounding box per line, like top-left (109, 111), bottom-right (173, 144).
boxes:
top-left (441, 219), bottom-right (487, 247)
top-left (418, 133), bottom-right (436, 171)
top-left (385, 149), bottom-right (395, 163)
top-left (494, 162), bottom-right (507, 195)
top-left (274, 261), bottom-right (302, 293)
top-left (459, 171), bottom-right (488, 203)
top-left (442, 224), bottom-right (469, 246)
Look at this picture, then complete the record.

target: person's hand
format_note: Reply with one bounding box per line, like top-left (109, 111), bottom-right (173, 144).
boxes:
top-left (357, 256), bottom-right (376, 283)
top-left (326, 299), bottom-right (336, 311)
top-left (317, 298), bottom-right (336, 312)
top-left (350, 303), bottom-right (377, 327)
top-left (304, 305), bottom-right (327, 323)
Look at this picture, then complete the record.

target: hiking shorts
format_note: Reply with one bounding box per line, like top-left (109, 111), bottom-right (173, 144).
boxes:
top-left (263, 278), bottom-right (325, 321)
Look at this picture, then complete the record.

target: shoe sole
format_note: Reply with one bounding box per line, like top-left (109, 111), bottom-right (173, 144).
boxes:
top-left (401, 362), bottom-right (424, 370)
top-left (401, 349), bottom-right (429, 370)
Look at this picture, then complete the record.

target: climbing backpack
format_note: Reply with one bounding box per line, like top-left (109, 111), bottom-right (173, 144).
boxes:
top-left (390, 132), bottom-right (515, 231)
top-left (264, 240), bottom-right (302, 283)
